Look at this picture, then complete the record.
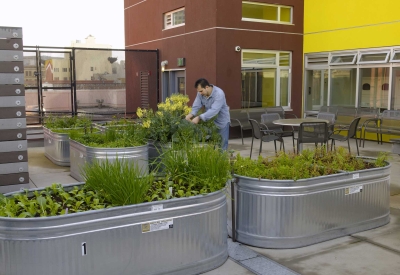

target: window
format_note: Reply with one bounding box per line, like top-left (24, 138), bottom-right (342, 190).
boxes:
top-left (54, 68), bottom-right (59, 72)
top-left (359, 68), bottom-right (389, 108)
top-left (330, 69), bottom-right (357, 106)
top-left (112, 68), bottom-right (117, 74)
top-left (329, 54), bottom-right (357, 65)
top-left (62, 68), bottom-right (68, 72)
top-left (90, 67), bottom-right (94, 71)
top-left (241, 50), bottom-right (291, 108)
top-left (54, 77), bottom-right (59, 80)
top-left (358, 51), bottom-right (390, 64)
top-left (64, 77), bottom-right (68, 81)
top-left (242, 1), bottom-right (292, 24)
top-left (164, 8), bottom-right (185, 29)
top-left (390, 50), bottom-right (400, 63)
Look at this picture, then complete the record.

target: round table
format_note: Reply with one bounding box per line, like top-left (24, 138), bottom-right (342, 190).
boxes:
top-left (273, 118), bottom-right (329, 126)
top-left (273, 118), bottom-right (330, 152)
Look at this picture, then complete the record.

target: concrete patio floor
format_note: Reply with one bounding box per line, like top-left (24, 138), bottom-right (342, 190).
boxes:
top-left (26, 136), bottom-right (400, 275)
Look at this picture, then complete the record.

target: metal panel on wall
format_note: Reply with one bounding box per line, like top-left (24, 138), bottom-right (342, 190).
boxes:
top-left (0, 26), bottom-right (29, 193)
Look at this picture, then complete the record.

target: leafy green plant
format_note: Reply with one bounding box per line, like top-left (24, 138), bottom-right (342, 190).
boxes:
top-left (82, 158), bottom-right (153, 205)
top-left (233, 147), bottom-right (389, 180)
top-left (0, 184), bottom-right (112, 218)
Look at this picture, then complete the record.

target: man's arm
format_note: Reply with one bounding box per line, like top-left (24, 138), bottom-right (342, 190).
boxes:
top-left (190, 93), bottom-right (203, 116)
top-left (199, 93), bottom-right (225, 121)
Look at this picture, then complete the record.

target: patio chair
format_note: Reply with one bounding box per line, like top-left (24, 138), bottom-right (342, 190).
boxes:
top-left (265, 106), bottom-right (298, 119)
top-left (248, 119), bottom-right (284, 158)
top-left (296, 122), bottom-right (329, 154)
top-left (229, 109), bottom-right (252, 145)
top-left (330, 117), bottom-right (361, 156)
top-left (317, 112), bottom-right (336, 137)
top-left (261, 113), bottom-right (295, 150)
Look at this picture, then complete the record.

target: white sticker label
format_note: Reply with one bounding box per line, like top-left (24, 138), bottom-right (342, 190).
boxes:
top-left (142, 219), bottom-right (173, 233)
top-left (345, 185), bottom-right (363, 195)
top-left (353, 173), bottom-right (360, 179)
top-left (151, 204), bottom-right (163, 211)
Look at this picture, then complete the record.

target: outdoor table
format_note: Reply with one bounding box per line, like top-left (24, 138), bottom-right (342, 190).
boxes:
top-left (273, 118), bottom-right (330, 151)
top-left (273, 118), bottom-right (329, 127)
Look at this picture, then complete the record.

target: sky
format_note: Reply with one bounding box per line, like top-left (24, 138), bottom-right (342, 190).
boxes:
top-left (1, 0), bottom-right (125, 49)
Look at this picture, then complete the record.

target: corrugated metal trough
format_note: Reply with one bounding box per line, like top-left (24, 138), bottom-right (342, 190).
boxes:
top-left (69, 139), bottom-right (149, 181)
top-left (228, 159), bottom-right (391, 248)
top-left (43, 126), bottom-right (72, 166)
top-left (0, 184), bottom-right (228, 275)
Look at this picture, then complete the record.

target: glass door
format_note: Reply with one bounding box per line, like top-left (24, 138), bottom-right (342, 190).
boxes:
top-left (305, 69), bottom-right (328, 111)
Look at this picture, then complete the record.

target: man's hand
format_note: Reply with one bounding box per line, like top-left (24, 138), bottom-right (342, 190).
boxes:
top-left (191, 116), bottom-right (201, 124)
top-left (185, 114), bottom-right (193, 121)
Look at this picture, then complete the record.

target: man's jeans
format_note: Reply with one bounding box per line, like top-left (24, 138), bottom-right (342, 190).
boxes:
top-left (218, 123), bottom-right (230, 151)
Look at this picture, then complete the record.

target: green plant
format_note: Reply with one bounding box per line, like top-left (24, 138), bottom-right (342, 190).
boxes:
top-left (69, 124), bottom-right (147, 148)
top-left (82, 158), bottom-right (153, 205)
top-left (160, 142), bottom-right (231, 194)
top-left (233, 147), bottom-right (389, 181)
top-left (44, 115), bottom-right (92, 130)
top-left (0, 184), bottom-right (112, 218)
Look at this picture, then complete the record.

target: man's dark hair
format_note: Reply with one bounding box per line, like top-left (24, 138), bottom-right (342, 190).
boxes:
top-left (194, 78), bottom-right (210, 88)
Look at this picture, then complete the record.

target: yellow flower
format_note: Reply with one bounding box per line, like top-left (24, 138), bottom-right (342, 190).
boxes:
top-left (136, 108), bottom-right (143, 118)
top-left (143, 120), bottom-right (151, 128)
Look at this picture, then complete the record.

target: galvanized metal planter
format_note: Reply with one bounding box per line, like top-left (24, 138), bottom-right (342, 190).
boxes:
top-left (228, 159), bottom-right (391, 249)
top-left (43, 126), bottom-right (72, 166)
top-left (69, 139), bottom-right (149, 181)
top-left (0, 184), bottom-right (228, 275)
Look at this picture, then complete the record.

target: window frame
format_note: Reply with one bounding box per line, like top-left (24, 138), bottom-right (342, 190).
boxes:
top-left (357, 51), bottom-right (390, 64)
top-left (390, 50), bottom-right (400, 63)
top-left (164, 7), bottom-right (185, 30)
top-left (329, 54), bottom-right (357, 66)
top-left (241, 49), bottom-right (292, 108)
top-left (241, 1), bottom-right (293, 25)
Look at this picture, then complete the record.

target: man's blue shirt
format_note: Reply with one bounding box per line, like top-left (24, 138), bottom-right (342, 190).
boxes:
top-left (191, 85), bottom-right (230, 129)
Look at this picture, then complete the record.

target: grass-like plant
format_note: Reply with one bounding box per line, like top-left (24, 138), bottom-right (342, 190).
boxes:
top-left (160, 142), bottom-right (231, 194)
top-left (44, 115), bottom-right (92, 130)
top-left (82, 158), bottom-right (153, 206)
top-left (69, 124), bottom-right (147, 148)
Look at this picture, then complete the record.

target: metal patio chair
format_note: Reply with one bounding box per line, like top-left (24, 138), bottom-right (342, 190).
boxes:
top-left (330, 117), bottom-right (361, 156)
top-left (296, 122), bottom-right (329, 154)
top-left (261, 113), bottom-right (295, 150)
top-left (248, 119), bottom-right (284, 158)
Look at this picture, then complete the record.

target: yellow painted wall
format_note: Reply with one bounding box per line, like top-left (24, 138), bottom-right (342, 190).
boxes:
top-left (304, 0), bottom-right (400, 53)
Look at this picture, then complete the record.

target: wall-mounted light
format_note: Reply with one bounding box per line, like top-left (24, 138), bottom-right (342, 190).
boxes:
top-left (161, 60), bottom-right (168, 72)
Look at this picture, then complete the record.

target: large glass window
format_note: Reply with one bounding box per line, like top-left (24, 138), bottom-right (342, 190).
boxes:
top-left (391, 68), bottom-right (400, 109)
top-left (330, 69), bottom-right (357, 106)
top-left (241, 50), bottom-right (291, 108)
top-left (305, 70), bottom-right (328, 111)
top-left (242, 1), bottom-right (292, 24)
top-left (359, 67), bottom-right (389, 109)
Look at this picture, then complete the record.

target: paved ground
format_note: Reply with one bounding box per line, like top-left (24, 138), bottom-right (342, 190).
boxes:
top-left (26, 136), bottom-right (400, 275)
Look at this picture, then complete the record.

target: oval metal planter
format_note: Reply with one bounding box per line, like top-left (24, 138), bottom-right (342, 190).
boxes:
top-left (69, 139), bottom-right (149, 182)
top-left (0, 184), bottom-right (228, 275)
top-left (228, 159), bottom-right (391, 249)
top-left (43, 126), bottom-right (72, 166)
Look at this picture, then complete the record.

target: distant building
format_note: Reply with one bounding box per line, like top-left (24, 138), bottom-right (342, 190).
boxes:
top-left (71, 35), bottom-right (113, 81)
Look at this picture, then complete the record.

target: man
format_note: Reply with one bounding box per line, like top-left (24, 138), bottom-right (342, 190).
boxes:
top-left (185, 78), bottom-right (230, 150)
